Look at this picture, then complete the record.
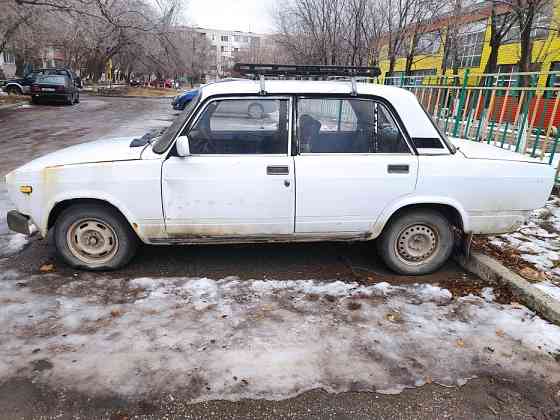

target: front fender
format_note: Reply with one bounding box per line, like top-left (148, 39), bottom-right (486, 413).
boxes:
top-left (370, 195), bottom-right (470, 239)
top-left (42, 191), bottom-right (141, 238)
top-left (5, 82), bottom-right (28, 94)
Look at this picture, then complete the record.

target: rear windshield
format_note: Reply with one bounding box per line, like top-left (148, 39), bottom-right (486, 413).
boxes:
top-left (153, 91), bottom-right (201, 153)
top-left (36, 75), bottom-right (66, 84)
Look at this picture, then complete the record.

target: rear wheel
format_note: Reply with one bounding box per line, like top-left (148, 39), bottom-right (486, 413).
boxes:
top-left (6, 86), bottom-right (22, 96)
top-left (54, 204), bottom-right (138, 271)
top-left (377, 209), bottom-right (454, 275)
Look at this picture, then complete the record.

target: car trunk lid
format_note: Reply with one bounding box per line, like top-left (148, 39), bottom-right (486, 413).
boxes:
top-left (450, 137), bottom-right (547, 164)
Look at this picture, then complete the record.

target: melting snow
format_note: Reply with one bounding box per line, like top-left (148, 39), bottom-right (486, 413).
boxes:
top-left (0, 268), bottom-right (559, 401)
top-left (488, 195), bottom-right (560, 301)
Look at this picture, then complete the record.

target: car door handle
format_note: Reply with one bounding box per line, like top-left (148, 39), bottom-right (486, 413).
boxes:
top-left (267, 165), bottom-right (289, 175)
top-left (387, 164), bottom-right (409, 174)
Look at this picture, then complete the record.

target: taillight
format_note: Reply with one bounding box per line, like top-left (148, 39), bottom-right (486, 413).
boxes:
top-left (31, 84), bottom-right (40, 93)
top-left (56, 85), bottom-right (65, 92)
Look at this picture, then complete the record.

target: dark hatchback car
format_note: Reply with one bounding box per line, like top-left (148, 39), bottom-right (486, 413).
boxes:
top-left (31, 74), bottom-right (80, 105)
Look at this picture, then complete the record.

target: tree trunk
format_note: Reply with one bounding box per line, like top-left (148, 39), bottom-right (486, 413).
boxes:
top-left (518, 12), bottom-right (534, 87)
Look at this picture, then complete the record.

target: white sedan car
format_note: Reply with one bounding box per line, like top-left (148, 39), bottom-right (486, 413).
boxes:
top-left (5, 80), bottom-right (555, 274)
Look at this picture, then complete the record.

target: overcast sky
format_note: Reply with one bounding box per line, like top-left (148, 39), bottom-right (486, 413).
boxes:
top-left (187, 0), bottom-right (276, 34)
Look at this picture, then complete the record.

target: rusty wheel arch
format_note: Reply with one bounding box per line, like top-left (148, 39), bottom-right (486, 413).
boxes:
top-left (382, 203), bottom-right (464, 234)
top-left (47, 198), bottom-right (136, 235)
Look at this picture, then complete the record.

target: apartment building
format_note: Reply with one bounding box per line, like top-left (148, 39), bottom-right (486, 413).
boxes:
top-left (192, 27), bottom-right (268, 80)
top-left (0, 50), bottom-right (16, 78)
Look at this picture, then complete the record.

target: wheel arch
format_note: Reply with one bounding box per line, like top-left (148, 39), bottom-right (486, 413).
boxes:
top-left (47, 197), bottom-right (140, 239)
top-left (5, 83), bottom-right (24, 94)
top-left (372, 198), bottom-right (469, 239)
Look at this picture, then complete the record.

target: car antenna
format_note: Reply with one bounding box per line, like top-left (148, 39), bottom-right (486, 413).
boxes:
top-left (259, 75), bottom-right (266, 96)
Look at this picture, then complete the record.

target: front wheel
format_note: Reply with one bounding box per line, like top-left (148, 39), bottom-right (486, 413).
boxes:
top-left (377, 209), bottom-right (454, 276)
top-left (54, 204), bottom-right (138, 271)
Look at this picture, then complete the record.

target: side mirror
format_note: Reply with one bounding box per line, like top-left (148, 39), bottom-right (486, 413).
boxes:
top-left (175, 135), bottom-right (190, 157)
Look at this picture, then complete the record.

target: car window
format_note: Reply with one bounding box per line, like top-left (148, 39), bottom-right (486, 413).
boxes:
top-left (36, 75), bottom-right (66, 84)
top-left (188, 99), bottom-right (288, 155)
top-left (297, 98), bottom-right (410, 154)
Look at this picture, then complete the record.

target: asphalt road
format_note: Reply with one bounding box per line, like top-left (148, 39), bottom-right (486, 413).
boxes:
top-left (0, 95), bottom-right (558, 420)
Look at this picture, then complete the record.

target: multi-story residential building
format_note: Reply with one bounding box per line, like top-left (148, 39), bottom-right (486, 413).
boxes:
top-left (0, 50), bottom-right (16, 78)
top-left (191, 27), bottom-right (269, 80)
top-left (377, 0), bottom-right (559, 87)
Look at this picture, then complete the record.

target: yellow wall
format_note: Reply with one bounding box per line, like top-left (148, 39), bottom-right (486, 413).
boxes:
top-left (378, 1), bottom-right (560, 85)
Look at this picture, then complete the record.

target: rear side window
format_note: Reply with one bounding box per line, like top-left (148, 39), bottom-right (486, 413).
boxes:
top-left (188, 99), bottom-right (289, 155)
top-left (297, 98), bottom-right (410, 154)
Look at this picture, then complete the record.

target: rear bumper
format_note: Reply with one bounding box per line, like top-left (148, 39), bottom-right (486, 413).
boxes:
top-left (7, 210), bottom-right (37, 235)
top-left (32, 93), bottom-right (69, 101)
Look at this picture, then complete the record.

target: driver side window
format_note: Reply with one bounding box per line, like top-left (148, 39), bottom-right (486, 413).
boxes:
top-left (188, 98), bottom-right (289, 155)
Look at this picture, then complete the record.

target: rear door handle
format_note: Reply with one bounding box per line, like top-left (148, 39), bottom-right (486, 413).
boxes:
top-left (267, 165), bottom-right (289, 175)
top-left (387, 164), bottom-right (409, 174)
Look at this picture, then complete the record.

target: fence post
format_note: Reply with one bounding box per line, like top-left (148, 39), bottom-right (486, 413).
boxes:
top-left (453, 69), bottom-right (470, 137)
top-left (400, 73), bottom-right (405, 87)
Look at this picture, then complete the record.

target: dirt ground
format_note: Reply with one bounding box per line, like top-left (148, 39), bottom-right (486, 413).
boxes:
top-left (0, 95), bottom-right (559, 419)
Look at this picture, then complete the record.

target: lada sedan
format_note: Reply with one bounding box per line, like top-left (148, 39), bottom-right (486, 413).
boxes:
top-left (5, 79), bottom-right (555, 274)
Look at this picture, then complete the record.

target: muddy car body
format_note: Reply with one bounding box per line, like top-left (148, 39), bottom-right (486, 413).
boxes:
top-left (5, 80), bottom-right (555, 274)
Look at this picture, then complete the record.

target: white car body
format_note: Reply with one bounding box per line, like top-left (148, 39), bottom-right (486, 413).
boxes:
top-left (5, 80), bottom-right (555, 252)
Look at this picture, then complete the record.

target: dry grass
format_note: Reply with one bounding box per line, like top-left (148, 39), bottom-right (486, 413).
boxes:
top-left (0, 95), bottom-right (29, 105)
top-left (123, 87), bottom-right (177, 97)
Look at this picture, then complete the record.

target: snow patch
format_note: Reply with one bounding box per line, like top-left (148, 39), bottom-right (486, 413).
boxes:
top-left (1, 270), bottom-right (560, 402)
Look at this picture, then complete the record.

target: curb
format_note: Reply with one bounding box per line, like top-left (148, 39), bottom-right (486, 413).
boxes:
top-left (455, 252), bottom-right (560, 325)
top-left (0, 101), bottom-right (29, 111)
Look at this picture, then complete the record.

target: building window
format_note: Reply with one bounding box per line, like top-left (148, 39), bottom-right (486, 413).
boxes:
top-left (446, 20), bottom-right (485, 69)
top-left (221, 35), bottom-right (228, 42)
top-left (234, 35), bottom-right (241, 42)
top-left (2, 51), bottom-right (15, 64)
top-left (500, 5), bottom-right (552, 44)
top-left (406, 69), bottom-right (437, 85)
top-left (416, 32), bottom-right (441, 55)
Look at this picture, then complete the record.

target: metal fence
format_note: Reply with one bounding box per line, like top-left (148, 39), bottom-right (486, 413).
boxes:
top-left (383, 71), bottom-right (560, 181)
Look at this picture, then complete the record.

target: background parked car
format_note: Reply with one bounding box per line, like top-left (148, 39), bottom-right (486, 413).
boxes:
top-left (150, 79), bottom-right (173, 88)
top-left (31, 74), bottom-right (80, 105)
top-left (172, 88), bottom-right (198, 110)
top-left (3, 68), bottom-right (82, 96)
top-left (129, 78), bottom-right (143, 87)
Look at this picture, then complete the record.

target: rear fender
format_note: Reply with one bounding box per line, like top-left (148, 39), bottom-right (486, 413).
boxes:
top-left (371, 196), bottom-right (469, 238)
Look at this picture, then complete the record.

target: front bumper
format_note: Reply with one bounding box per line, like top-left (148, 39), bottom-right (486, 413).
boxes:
top-left (7, 210), bottom-right (37, 235)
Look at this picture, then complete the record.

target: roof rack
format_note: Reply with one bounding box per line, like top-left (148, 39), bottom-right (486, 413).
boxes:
top-left (233, 63), bottom-right (380, 97)
top-left (233, 63), bottom-right (381, 78)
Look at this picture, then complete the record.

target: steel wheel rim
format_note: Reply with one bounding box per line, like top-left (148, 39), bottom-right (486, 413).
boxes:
top-left (66, 218), bottom-right (119, 265)
top-left (394, 223), bottom-right (439, 266)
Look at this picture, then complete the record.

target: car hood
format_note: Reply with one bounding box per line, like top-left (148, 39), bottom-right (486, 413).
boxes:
top-left (450, 137), bottom-right (547, 164)
top-left (11, 137), bottom-right (145, 173)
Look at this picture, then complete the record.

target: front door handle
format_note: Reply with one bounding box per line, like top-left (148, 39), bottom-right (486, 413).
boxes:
top-left (387, 164), bottom-right (409, 174)
top-left (267, 165), bottom-right (289, 175)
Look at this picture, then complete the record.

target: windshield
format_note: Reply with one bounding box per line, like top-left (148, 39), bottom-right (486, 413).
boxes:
top-left (153, 91), bottom-right (201, 153)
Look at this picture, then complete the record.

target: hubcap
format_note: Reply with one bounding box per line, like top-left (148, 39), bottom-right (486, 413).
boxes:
top-left (66, 218), bottom-right (119, 265)
top-left (395, 224), bottom-right (438, 265)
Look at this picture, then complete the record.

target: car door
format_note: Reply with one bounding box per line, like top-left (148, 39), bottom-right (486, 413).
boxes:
top-left (294, 97), bottom-right (418, 233)
top-left (161, 97), bottom-right (295, 238)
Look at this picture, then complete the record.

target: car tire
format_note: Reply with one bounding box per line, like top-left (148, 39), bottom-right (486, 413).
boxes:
top-left (248, 103), bottom-right (264, 119)
top-left (54, 204), bottom-right (138, 271)
top-left (6, 86), bottom-right (22, 96)
top-left (31, 96), bottom-right (39, 105)
top-left (377, 209), bottom-right (454, 276)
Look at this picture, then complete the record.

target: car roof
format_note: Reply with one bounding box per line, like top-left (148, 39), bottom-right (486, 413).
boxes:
top-left (199, 80), bottom-right (441, 140)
